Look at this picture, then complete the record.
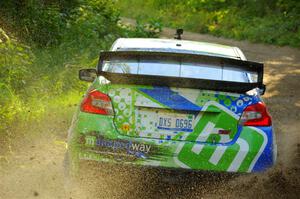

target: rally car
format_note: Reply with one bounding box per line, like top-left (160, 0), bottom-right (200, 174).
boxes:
top-left (66, 37), bottom-right (276, 176)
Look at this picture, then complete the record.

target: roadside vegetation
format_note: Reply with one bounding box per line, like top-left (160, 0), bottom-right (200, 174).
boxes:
top-left (0, 0), bottom-right (160, 152)
top-left (119, 0), bottom-right (300, 47)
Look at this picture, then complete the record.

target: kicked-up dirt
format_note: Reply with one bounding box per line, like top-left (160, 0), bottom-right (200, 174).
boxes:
top-left (0, 20), bottom-right (299, 199)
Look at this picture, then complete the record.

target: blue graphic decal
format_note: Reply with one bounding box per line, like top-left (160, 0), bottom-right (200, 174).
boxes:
top-left (215, 93), bottom-right (260, 115)
top-left (139, 86), bottom-right (202, 111)
top-left (252, 126), bottom-right (275, 172)
top-left (157, 126), bottom-right (193, 132)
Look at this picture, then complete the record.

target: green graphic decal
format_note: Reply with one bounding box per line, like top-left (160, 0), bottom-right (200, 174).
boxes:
top-left (196, 91), bottom-right (219, 106)
top-left (175, 101), bottom-right (267, 172)
top-left (188, 102), bottom-right (239, 144)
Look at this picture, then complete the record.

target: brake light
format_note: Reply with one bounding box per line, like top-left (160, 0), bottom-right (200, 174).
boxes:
top-left (80, 90), bottom-right (113, 115)
top-left (240, 102), bottom-right (272, 126)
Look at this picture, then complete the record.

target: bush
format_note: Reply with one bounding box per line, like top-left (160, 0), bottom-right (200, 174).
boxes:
top-left (0, 0), bottom-right (161, 138)
top-left (0, 28), bottom-right (34, 132)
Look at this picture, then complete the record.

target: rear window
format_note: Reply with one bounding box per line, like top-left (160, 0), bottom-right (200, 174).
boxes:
top-left (102, 59), bottom-right (257, 83)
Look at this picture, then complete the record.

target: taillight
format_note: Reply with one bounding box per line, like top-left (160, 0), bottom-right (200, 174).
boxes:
top-left (240, 102), bottom-right (272, 126)
top-left (80, 90), bottom-right (113, 115)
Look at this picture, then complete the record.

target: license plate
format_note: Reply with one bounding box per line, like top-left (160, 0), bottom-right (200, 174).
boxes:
top-left (157, 113), bottom-right (194, 132)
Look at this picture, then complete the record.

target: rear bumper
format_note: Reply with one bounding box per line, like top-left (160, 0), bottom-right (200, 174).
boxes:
top-left (68, 112), bottom-right (276, 173)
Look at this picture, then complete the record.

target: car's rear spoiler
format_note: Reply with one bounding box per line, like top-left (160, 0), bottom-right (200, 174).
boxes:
top-left (97, 51), bottom-right (265, 94)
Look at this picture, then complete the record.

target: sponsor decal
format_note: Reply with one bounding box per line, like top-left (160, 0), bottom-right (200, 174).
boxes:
top-left (175, 101), bottom-right (267, 172)
top-left (82, 134), bottom-right (151, 158)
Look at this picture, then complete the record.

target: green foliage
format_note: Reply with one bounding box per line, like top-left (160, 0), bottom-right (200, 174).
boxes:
top-left (119, 19), bottom-right (162, 38)
top-left (1, 0), bottom-right (65, 46)
top-left (118, 0), bottom-right (300, 47)
top-left (0, 0), bottom-right (161, 137)
top-left (0, 28), bottom-right (34, 133)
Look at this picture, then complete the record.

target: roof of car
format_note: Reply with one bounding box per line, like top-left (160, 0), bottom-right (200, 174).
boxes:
top-left (111, 38), bottom-right (241, 59)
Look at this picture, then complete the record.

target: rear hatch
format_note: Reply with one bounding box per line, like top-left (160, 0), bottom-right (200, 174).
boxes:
top-left (99, 51), bottom-right (263, 144)
top-left (107, 85), bottom-right (256, 144)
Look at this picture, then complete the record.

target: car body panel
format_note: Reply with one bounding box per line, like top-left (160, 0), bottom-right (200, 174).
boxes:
top-left (67, 38), bottom-right (276, 173)
top-left (107, 85), bottom-right (260, 145)
top-left (68, 83), bottom-right (275, 173)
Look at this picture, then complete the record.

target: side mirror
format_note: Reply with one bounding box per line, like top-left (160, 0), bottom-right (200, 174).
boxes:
top-left (79, 69), bottom-right (97, 82)
top-left (259, 84), bottom-right (266, 95)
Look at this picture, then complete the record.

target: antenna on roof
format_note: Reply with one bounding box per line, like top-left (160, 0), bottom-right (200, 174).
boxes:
top-left (174, 29), bottom-right (183, 40)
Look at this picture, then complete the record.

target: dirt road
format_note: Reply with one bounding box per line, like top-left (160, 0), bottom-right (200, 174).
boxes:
top-left (0, 21), bottom-right (299, 199)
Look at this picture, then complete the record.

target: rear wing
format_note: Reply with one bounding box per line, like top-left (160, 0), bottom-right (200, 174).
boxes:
top-left (97, 51), bottom-right (264, 93)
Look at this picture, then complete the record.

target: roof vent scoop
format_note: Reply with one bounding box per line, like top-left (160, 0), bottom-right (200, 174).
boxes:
top-left (174, 29), bottom-right (183, 40)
